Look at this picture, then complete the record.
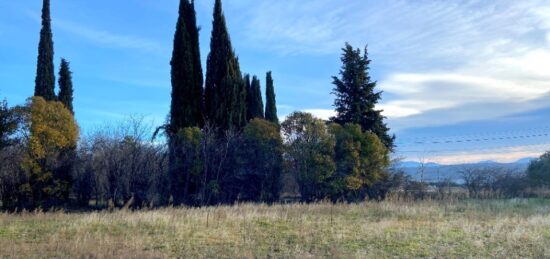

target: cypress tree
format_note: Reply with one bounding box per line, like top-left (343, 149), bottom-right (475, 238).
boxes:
top-left (244, 74), bottom-right (253, 121)
top-left (34, 0), bottom-right (56, 101)
top-left (169, 0), bottom-right (204, 205)
top-left (251, 76), bottom-right (264, 119)
top-left (204, 0), bottom-right (246, 130)
top-left (170, 0), bottom-right (203, 131)
top-left (264, 71), bottom-right (279, 124)
top-left (246, 74), bottom-right (264, 121)
top-left (330, 43), bottom-right (395, 151)
top-left (57, 59), bottom-right (74, 114)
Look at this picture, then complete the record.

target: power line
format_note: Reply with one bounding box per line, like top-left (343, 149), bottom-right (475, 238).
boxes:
top-left (395, 126), bottom-right (550, 143)
top-left (397, 141), bottom-right (550, 154)
top-left (396, 128), bottom-right (550, 147)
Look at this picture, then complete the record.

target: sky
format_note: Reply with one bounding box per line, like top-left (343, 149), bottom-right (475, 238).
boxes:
top-left (1, 0), bottom-right (550, 164)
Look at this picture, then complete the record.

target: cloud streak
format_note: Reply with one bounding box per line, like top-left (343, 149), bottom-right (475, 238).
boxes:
top-left (26, 10), bottom-right (165, 53)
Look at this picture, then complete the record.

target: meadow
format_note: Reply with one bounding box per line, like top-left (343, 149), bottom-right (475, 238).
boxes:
top-left (0, 199), bottom-right (549, 258)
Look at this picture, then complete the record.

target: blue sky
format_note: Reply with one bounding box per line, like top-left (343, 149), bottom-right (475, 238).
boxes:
top-left (1, 0), bottom-right (550, 164)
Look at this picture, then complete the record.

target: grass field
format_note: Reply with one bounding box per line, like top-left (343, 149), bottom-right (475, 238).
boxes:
top-left (1, 199), bottom-right (549, 258)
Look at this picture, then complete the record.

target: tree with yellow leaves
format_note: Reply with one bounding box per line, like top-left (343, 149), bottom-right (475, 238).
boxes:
top-left (20, 96), bottom-right (79, 209)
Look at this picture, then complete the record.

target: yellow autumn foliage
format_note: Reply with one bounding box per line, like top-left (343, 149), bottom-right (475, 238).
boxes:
top-left (28, 96), bottom-right (79, 160)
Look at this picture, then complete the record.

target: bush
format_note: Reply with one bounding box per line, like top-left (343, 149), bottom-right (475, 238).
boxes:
top-left (328, 123), bottom-right (389, 202)
top-left (527, 152), bottom-right (550, 186)
top-left (282, 112), bottom-right (335, 202)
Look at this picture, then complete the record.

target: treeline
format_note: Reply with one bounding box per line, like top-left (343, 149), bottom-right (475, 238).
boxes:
top-left (2, 0), bottom-right (391, 210)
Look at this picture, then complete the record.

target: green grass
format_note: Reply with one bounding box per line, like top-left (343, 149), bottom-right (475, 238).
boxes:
top-left (1, 199), bottom-right (549, 258)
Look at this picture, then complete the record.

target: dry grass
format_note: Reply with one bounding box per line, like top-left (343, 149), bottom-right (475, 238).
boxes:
top-left (1, 199), bottom-right (549, 258)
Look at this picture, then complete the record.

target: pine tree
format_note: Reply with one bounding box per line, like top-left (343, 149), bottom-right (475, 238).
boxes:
top-left (170, 0), bottom-right (203, 131)
top-left (204, 0), bottom-right (246, 131)
top-left (34, 0), bottom-right (56, 101)
top-left (57, 59), bottom-right (74, 114)
top-left (331, 43), bottom-right (395, 151)
top-left (264, 71), bottom-right (279, 124)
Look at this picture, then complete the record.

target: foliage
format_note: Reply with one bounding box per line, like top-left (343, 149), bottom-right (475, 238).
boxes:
top-left (264, 71), bottom-right (279, 124)
top-left (246, 75), bottom-right (264, 121)
top-left (282, 112), bottom-right (335, 202)
top-left (329, 123), bottom-right (389, 201)
top-left (0, 99), bottom-right (19, 150)
top-left (20, 96), bottom-right (79, 208)
top-left (34, 0), bottom-right (56, 101)
top-left (0, 100), bottom-right (26, 210)
top-left (169, 0), bottom-right (203, 131)
top-left (170, 127), bottom-right (203, 205)
top-left (204, 0), bottom-right (246, 131)
top-left (57, 58), bottom-right (74, 114)
top-left (235, 119), bottom-right (283, 203)
top-left (527, 152), bottom-right (550, 186)
top-left (330, 43), bottom-right (395, 151)
top-left (74, 117), bottom-right (168, 208)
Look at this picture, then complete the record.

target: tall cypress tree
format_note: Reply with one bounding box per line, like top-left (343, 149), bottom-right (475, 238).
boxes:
top-left (34, 0), bottom-right (56, 101)
top-left (57, 59), bottom-right (74, 114)
top-left (264, 71), bottom-right (279, 124)
top-left (244, 74), bottom-right (253, 121)
top-left (204, 0), bottom-right (246, 130)
top-left (168, 0), bottom-right (204, 205)
top-left (330, 43), bottom-right (395, 151)
top-left (251, 76), bottom-right (264, 119)
top-left (170, 0), bottom-right (203, 131)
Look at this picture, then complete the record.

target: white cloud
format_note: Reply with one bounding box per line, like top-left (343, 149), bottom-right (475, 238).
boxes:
top-left (239, 0), bottom-right (550, 131)
top-left (417, 144), bottom-right (550, 165)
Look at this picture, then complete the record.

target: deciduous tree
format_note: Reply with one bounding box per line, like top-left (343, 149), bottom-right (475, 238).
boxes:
top-left (282, 112), bottom-right (335, 202)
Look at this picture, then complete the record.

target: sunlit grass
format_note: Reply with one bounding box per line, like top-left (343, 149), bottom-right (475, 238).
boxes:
top-left (1, 199), bottom-right (549, 258)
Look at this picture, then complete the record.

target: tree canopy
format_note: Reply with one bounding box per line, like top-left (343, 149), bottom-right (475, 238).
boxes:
top-left (57, 59), bottom-right (74, 114)
top-left (170, 0), bottom-right (204, 131)
top-left (331, 43), bottom-right (395, 151)
top-left (264, 71), bottom-right (279, 124)
top-left (34, 0), bottom-right (56, 101)
top-left (204, 0), bottom-right (246, 131)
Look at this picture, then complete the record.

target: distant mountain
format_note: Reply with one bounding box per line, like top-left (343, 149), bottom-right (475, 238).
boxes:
top-left (514, 157), bottom-right (535, 164)
top-left (396, 158), bottom-right (532, 183)
top-left (398, 161), bottom-right (441, 168)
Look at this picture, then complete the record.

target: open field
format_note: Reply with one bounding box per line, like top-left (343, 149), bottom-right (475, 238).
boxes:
top-left (1, 199), bottom-right (549, 258)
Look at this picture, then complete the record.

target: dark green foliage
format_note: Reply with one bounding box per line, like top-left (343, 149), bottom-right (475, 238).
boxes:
top-left (244, 74), bottom-right (252, 120)
top-left (331, 43), bottom-right (395, 151)
top-left (328, 123), bottom-right (389, 202)
top-left (170, 127), bottom-right (204, 205)
top-left (528, 152), bottom-right (550, 186)
top-left (169, 0), bottom-right (204, 205)
top-left (246, 75), bottom-right (264, 121)
top-left (170, 0), bottom-right (203, 131)
top-left (34, 0), bottom-right (56, 101)
top-left (282, 112), bottom-right (336, 202)
top-left (235, 119), bottom-right (282, 203)
top-left (57, 59), bottom-right (74, 114)
top-left (264, 71), bottom-right (279, 124)
top-left (57, 59), bottom-right (76, 206)
top-left (0, 99), bottom-right (19, 150)
top-left (204, 0), bottom-right (246, 131)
